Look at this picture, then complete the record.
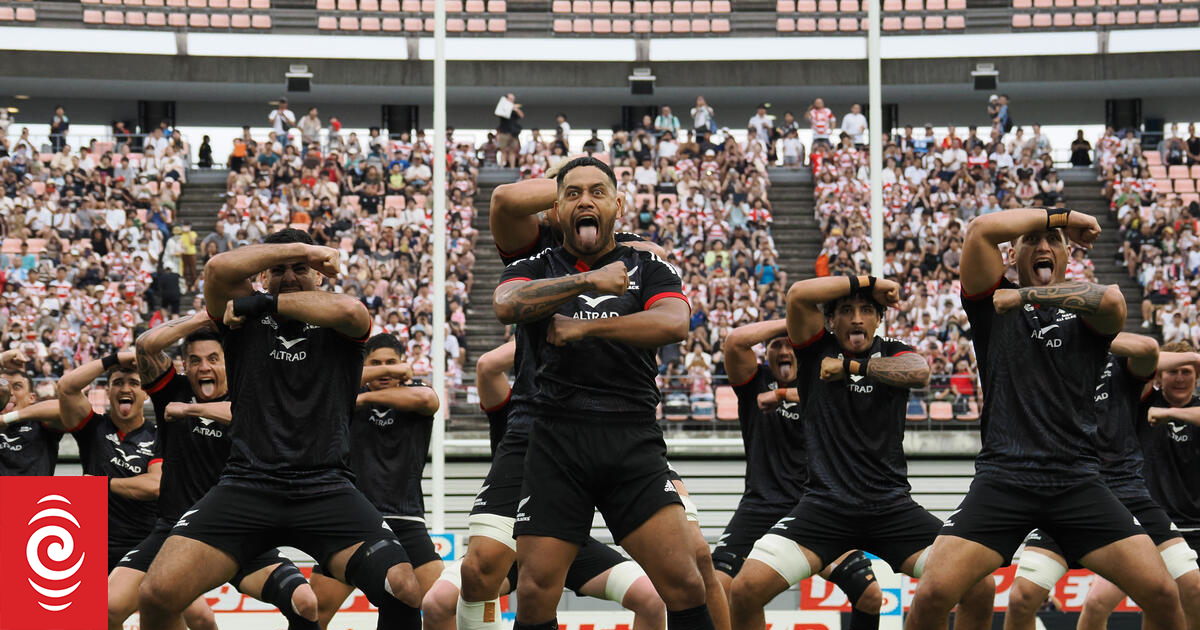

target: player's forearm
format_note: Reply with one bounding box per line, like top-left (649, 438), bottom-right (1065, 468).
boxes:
top-left (187, 401), bottom-right (232, 424)
top-left (135, 313), bottom-right (209, 384)
top-left (275, 291), bottom-right (370, 338)
top-left (110, 469), bottom-right (160, 500)
top-left (361, 364), bottom-right (412, 386)
top-left (577, 304), bottom-right (688, 348)
top-left (787, 275), bottom-right (867, 308)
top-left (358, 387), bottom-right (440, 415)
top-left (494, 275), bottom-right (597, 325)
top-left (726, 319), bottom-right (789, 351)
top-left (1158, 351), bottom-right (1200, 372)
top-left (1, 400), bottom-right (61, 429)
top-left (204, 243), bottom-right (311, 288)
top-left (490, 179), bottom-right (556, 252)
top-left (59, 353), bottom-right (132, 397)
top-left (1152, 406), bottom-right (1200, 427)
top-left (964, 208), bottom-right (1049, 247)
top-left (1016, 282), bottom-right (1125, 323)
top-left (862, 353), bottom-right (931, 388)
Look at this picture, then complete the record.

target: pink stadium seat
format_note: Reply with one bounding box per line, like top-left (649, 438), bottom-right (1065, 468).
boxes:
top-left (1139, 0), bottom-right (1155, 4)
top-left (1055, 0), bottom-right (1073, 6)
top-left (882, 15), bottom-right (901, 28)
top-left (1150, 165), bottom-right (1170, 179)
top-left (187, 0), bottom-right (203, 8)
top-left (838, 15), bottom-right (857, 28)
top-left (1053, 11), bottom-right (1072, 23)
top-left (1034, 0), bottom-right (1051, 7)
top-left (250, 0), bottom-right (268, 7)
top-left (1076, 0), bottom-right (1093, 5)
top-left (592, 0), bottom-right (611, 11)
top-left (711, 15), bottom-right (728, 28)
top-left (1159, 7), bottom-right (1178, 19)
top-left (487, 15), bottom-right (505, 28)
top-left (210, 12), bottom-right (229, 25)
top-left (925, 14), bottom-right (944, 27)
top-left (1013, 0), bottom-right (1032, 6)
top-left (573, 0), bottom-right (592, 11)
top-left (691, 0), bottom-right (708, 10)
top-left (613, 0), bottom-right (633, 11)
top-left (381, 16), bottom-right (400, 28)
top-left (425, 15), bottom-right (439, 28)
top-left (929, 402), bottom-right (954, 422)
top-left (903, 14), bottom-right (922, 27)
top-left (83, 9), bottom-right (103, 22)
top-left (926, 0), bottom-right (944, 8)
top-left (1184, 193), bottom-right (1200, 206)
top-left (612, 17), bottom-right (631, 29)
top-left (840, 0), bottom-right (858, 10)
top-left (904, 0), bottom-right (921, 10)
top-left (552, 0), bottom-right (570, 10)
top-left (421, 0), bottom-right (433, 9)
top-left (189, 11), bottom-right (209, 25)
top-left (1012, 12), bottom-right (1032, 24)
top-left (318, 15), bottom-right (336, 27)
top-left (711, 0), bottom-right (729, 11)
top-left (446, 16), bottom-right (464, 29)
top-left (691, 16), bottom-right (708, 29)
top-left (229, 0), bottom-right (247, 7)
top-left (797, 0), bottom-right (816, 9)
top-left (444, 0), bottom-right (463, 10)
top-left (317, 0), bottom-right (334, 8)
top-left (338, 15), bottom-right (357, 27)
top-left (947, 0), bottom-right (964, 7)
top-left (251, 13), bottom-right (269, 26)
top-left (1182, 7), bottom-right (1198, 20)
top-left (1095, 10), bottom-right (1115, 21)
top-left (633, 17), bottom-right (650, 29)
top-left (777, 0), bottom-right (795, 10)
top-left (592, 16), bottom-right (612, 29)
top-left (553, 17), bottom-right (570, 30)
top-left (230, 12), bottom-right (249, 25)
top-left (381, 0), bottom-right (398, 9)
top-left (402, 16), bottom-right (420, 28)
top-left (572, 16), bottom-right (591, 29)
top-left (817, 15), bottom-right (836, 28)
top-left (883, 0), bottom-right (901, 9)
top-left (673, 0), bottom-right (690, 11)
top-left (126, 10), bottom-right (146, 23)
top-left (776, 16), bottom-right (795, 29)
top-left (1118, 0), bottom-right (1136, 5)
top-left (1032, 11), bottom-right (1052, 23)
top-left (946, 14), bottom-right (964, 26)
top-left (652, 0), bottom-right (670, 11)
top-left (652, 17), bottom-right (670, 30)
top-left (818, 0), bottom-right (836, 10)
top-left (1176, 180), bottom-right (1197, 194)
top-left (360, 0), bottom-right (379, 9)
top-left (672, 17), bottom-right (689, 30)
top-left (1137, 8), bottom-right (1156, 19)
top-left (1116, 8), bottom-right (1135, 19)
top-left (634, 0), bottom-right (651, 10)
top-left (1170, 165), bottom-right (1189, 178)
top-left (488, 0), bottom-right (505, 9)
top-left (83, 0), bottom-right (101, 4)
top-left (466, 16), bottom-right (484, 29)
top-left (1072, 9), bottom-right (1092, 21)
top-left (147, 11), bottom-right (167, 23)
top-left (401, 0), bottom-right (417, 9)
top-left (460, 0), bottom-right (481, 8)
top-left (103, 8), bottom-right (123, 22)
top-left (1154, 179), bottom-right (1174, 194)
top-left (797, 15), bottom-right (816, 28)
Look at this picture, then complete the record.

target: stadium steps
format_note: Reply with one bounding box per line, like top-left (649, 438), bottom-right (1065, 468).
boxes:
top-left (1060, 166), bottom-right (1147, 332)
top-left (176, 170), bottom-right (226, 242)
top-left (765, 167), bottom-right (819, 283)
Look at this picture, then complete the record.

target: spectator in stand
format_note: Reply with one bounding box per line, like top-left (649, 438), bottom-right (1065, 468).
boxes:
top-left (1069, 130), bottom-right (1092, 167)
top-left (582, 130), bottom-right (605, 154)
top-left (1186, 123), bottom-right (1200, 165)
top-left (1030, 123), bottom-right (1052, 159)
top-left (49, 106), bottom-right (69, 152)
top-left (748, 104), bottom-right (772, 146)
top-left (806, 98), bottom-right (835, 149)
top-left (555, 113), bottom-right (571, 148)
top-left (298, 107), bottom-right (322, 147)
top-left (1161, 123), bottom-right (1187, 166)
top-left (198, 135), bottom-right (214, 169)
top-left (691, 96), bottom-right (715, 134)
top-left (841, 103), bottom-right (868, 149)
top-left (268, 98), bottom-right (296, 139)
top-left (494, 93), bottom-right (523, 168)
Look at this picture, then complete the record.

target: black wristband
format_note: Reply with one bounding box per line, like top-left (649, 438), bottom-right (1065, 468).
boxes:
top-left (1046, 208), bottom-right (1070, 231)
top-left (843, 356), bottom-right (852, 378)
top-left (857, 356), bottom-right (870, 376)
top-left (232, 294), bottom-right (278, 318)
top-left (866, 276), bottom-right (878, 295)
top-left (847, 275), bottom-right (860, 295)
top-left (101, 353), bottom-right (120, 371)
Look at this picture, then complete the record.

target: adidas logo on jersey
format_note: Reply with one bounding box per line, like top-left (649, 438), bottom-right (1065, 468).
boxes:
top-left (664, 481), bottom-right (678, 493)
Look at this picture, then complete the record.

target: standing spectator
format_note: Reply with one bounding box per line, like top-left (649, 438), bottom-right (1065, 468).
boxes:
top-left (268, 98), bottom-right (296, 139)
top-left (0, 109), bottom-right (10, 137)
top-left (298, 107), bottom-right (322, 147)
top-left (806, 98), bottom-right (835, 148)
top-left (198, 135), bottom-right (214, 168)
top-left (555, 113), bottom-right (571, 145)
top-left (494, 92), bottom-right (523, 168)
top-left (1161, 123), bottom-right (1187, 166)
top-left (654, 105), bottom-right (680, 139)
top-left (1069, 130), bottom-right (1092, 167)
top-left (748, 104), bottom-right (772, 145)
top-left (178, 222), bottom-right (198, 290)
top-left (49, 106), bottom-right (69, 152)
top-left (1030, 123), bottom-right (1052, 158)
top-left (153, 261), bottom-right (182, 317)
top-left (691, 96), bottom-right (715, 133)
top-left (582, 129), bottom-right (605, 154)
top-left (1186, 123), bottom-right (1200, 165)
top-left (841, 103), bottom-right (868, 148)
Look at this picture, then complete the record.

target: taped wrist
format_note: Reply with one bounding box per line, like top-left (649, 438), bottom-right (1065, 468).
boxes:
top-left (232, 294), bottom-right (278, 318)
top-left (1046, 208), bottom-right (1070, 231)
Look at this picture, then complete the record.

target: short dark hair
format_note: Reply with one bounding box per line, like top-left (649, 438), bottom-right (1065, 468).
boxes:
top-left (555, 156), bottom-right (617, 191)
top-left (264, 228), bottom-right (314, 246)
top-left (822, 291), bottom-right (885, 320)
top-left (365, 333), bottom-right (405, 357)
top-left (183, 329), bottom-right (222, 356)
top-left (1, 369), bottom-right (29, 388)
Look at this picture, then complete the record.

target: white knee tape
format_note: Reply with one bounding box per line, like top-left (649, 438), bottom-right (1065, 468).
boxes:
top-left (457, 596), bottom-right (503, 630)
top-left (746, 534), bottom-right (812, 586)
top-left (680, 495), bottom-right (700, 523)
top-left (1161, 540), bottom-right (1200, 580)
top-left (912, 547), bottom-right (931, 579)
top-left (1014, 549), bottom-right (1068, 592)
top-left (468, 513), bottom-right (516, 552)
top-left (439, 560), bottom-right (463, 590)
top-left (604, 560), bottom-right (647, 604)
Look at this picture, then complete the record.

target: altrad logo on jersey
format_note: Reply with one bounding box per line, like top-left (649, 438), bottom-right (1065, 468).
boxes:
top-left (0, 433), bottom-right (23, 451)
top-left (269, 336), bottom-right (308, 362)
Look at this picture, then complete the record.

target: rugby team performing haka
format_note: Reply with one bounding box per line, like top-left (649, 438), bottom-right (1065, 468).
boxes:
top-left (2, 156), bottom-right (1199, 630)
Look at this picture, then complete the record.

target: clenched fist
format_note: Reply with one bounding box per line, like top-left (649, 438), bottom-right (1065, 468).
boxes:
top-left (547, 314), bottom-right (589, 346)
top-left (587, 261), bottom-right (629, 296)
top-left (820, 356), bottom-right (845, 381)
top-left (993, 288), bottom-right (1023, 314)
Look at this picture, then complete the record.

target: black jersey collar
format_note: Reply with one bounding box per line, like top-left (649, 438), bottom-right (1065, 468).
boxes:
top-left (554, 244), bottom-right (626, 273)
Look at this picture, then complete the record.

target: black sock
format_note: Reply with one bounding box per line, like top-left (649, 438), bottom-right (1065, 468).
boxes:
top-left (514, 619), bottom-right (559, 630)
top-left (259, 564), bottom-right (319, 630)
top-left (667, 605), bottom-right (716, 630)
top-left (377, 600), bottom-right (421, 630)
top-left (849, 609), bottom-right (880, 630)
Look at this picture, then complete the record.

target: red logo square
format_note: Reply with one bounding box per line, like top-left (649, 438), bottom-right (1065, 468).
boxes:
top-left (0, 476), bottom-right (107, 630)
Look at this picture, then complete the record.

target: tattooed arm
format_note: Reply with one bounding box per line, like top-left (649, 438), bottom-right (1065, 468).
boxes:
top-left (994, 281), bottom-right (1127, 335)
top-left (135, 311), bottom-right (217, 387)
top-left (494, 261), bottom-right (629, 325)
top-left (820, 352), bottom-right (931, 388)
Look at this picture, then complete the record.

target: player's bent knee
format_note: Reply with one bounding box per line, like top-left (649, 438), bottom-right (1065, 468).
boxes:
top-left (828, 551), bottom-right (878, 612)
top-left (1006, 580), bottom-right (1048, 615)
top-left (1162, 541), bottom-right (1200, 580)
top-left (745, 535), bottom-right (813, 587)
top-left (1014, 553), bottom-right (1067, 594)
top-left (291, 584), bottom-right (319, 621)
top-left (345, 539), bottom-right (418, 607)
top-left (468, 514), bottom-right (517, 552)
top-left (607, 561), bottom-right (651, 604)
top-left (422, 582), bottom-right (458, 622)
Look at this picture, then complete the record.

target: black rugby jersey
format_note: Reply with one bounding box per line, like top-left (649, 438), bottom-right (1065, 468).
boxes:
top-left (499, 245), bottom-right (687, 423)
top-left (143, 368), bottom-right (231, 521)
top-left (731, 364), bottom-right (806, 512)
top-left (790, 330), bottom-right (915, 509)
top-left (71, 412), bottom-right (159, 547)
top-left (1139, 390), bottom-right (1200, 529)
top-left (1092, 355), bottom-right (1154, 499)
top-left (216, 304), bottom-right (366, 497)
top-left (963, 278), bottom-right (1114, 488)
top-left (0, 418), bottom-right (62, 476)
top-left (349, 384), bottom-right (434, 519)
top-left (499, 228), bottom-right (647, 427)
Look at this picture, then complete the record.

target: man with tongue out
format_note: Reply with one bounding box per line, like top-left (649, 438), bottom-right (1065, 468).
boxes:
top-left (906, 208), bottom-right (1186, 630)
top-left (729, 276), bottom-right (995, 630)
top-left (494, 156), bottom-right (715, 630)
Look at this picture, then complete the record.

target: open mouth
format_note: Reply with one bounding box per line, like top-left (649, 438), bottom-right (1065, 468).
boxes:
top-left (198, 376), bottom-right (217, 399)
top-left (847, 330), bottom-right (869, 346)
top-left (115, 393), bottom-right (136, 416)
top-left (776, 356), bottom-right (795, 380)
top-left (1032, 258), bottom-right (1054, 284)
top-left (574, 214), bottom-right (601, 250)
